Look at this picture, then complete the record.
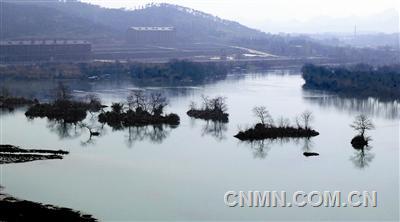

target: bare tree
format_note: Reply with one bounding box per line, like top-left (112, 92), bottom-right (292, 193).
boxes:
top-left (294, 116), bottom-right (302, 128)
top-left (300, 110), bottom-right (314, 129)
top-left (199, 95), bottom-right (227, 112)
top-left (127, 90), bottom-right (146, 111)
top-left (149, 93), bottom-right (168, 116)
top-left (277, 116), bottom-right (290, 128)
top-left (209, 96), bottom-right (227, 112)
top-left (253, 106), bottom-right (273, 126)
top-left (350, 114), bottom-right (375, 136)
top-left (201, 95), bottom-right (211, 110)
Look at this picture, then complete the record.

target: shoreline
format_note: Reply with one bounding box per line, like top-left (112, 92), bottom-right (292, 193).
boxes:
top-left (0, 192), bottom-right (97, 222)
top-left (0, 144), bottom-right (97, 221)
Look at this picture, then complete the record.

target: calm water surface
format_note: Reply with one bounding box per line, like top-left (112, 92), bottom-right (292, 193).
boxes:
top-left (1, 70), bottom-right (399, 221)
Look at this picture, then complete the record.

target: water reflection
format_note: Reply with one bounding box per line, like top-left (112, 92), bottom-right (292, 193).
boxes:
top-left (125, 125), bottom-right (175, 148)
top-left (303, 94), bottom-right (399, 119)
top-left (247, 139), bottom-right (272, 159)
top-left (80, 120), bottom-right (107, 147)
top-left (2, 79), bottom-right (204, 103)
top-left (46, 120), bottom-right (82, 140)
top-left (350, 145), bottom-right (375, 169)
top-left (43, 115), bottom-right (175, 147)
top-left (1, 79), bottom-right (93, 101)
top-left (201, 120), bottom-right (228, 141)
top-left (349, 134), bottom-right (375, 169)
top-left (1, 69), bottom-right (299, 104)
top-left (302, 137), bottom-right (320, 157)
top-left (240, 137), bottom-right (318, 159)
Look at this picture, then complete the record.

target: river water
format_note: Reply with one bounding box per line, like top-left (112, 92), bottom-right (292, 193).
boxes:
top-left (1, 70), bottom-right (399, 221)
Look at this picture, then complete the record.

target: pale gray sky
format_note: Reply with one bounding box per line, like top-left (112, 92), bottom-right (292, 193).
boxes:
top-left (81, 0), bottom-right (400, 33)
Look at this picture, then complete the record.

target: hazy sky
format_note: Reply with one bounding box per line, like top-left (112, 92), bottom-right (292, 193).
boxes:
top-left (82, 0), bottom-right (399, 21)
top-left (81, 0), bottom-right (399, 33)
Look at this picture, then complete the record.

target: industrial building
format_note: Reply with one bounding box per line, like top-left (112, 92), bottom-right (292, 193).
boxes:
top-left (126, 27), bottom-right (176, 45)
top-left (0, 40), bottom-right (91, 63)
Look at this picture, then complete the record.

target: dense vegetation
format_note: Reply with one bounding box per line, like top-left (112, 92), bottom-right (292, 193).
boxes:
top-left (0, 95), bottom-right (37, 111)
top-left (25, 100), bottom-right (101, 123)
top-left (98, 91), bottom-right (180, 129)
top-left (235, 123), bottom-right (319, 140)
top-left (25, 86), bottom-right (103, 123)
top-left (187, 96), bottom-right (229, 122)
top-left (0, 60), bottom-right (229, 83)
top-left (302, 63), bottom-right (400, 98)
top-left (235, 107), bottom-right (319, 141)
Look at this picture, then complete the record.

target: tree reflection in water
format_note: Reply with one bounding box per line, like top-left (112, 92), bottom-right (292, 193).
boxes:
top-left (80, 118), bottom-right (107, 147)
top-left (45, 114), bottom-right (107, 146)
top-left (201, 120), bottom-right (228, 141)
top-left (44, 114), bottom-right (175, 148)
top-left (125, 125), bottom-right (175, 148)
top-left (350, 146), bottom-right (375, 169)
top-left (240, 137), bottom-right (318, 159)
top-left (350, 137), bottom-right (375, 169)
top-left (248, 139), bottom-right (272, 159)
top-left (46, 120), bottom-right (82, 140)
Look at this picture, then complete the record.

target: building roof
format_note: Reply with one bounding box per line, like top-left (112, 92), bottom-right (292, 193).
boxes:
top-left (0, 40), bottom-right (90, 46)
top-left (129, 27), bottom-right (175, 31)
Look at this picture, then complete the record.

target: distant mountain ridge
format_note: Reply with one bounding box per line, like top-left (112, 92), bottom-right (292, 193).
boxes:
top-left (0, 1), bottom-right (114, 40)
top-left (1, 0), bottom-right (398, 64)
top-left (0, 1), bottom-right (267, 42)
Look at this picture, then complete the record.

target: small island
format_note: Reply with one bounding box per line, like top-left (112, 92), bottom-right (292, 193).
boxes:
top-left (0, 144), bottom-right (69, 164)
top-left (350, 114), bottom-right (374, 149)
top-left (98, 91), bottom-right (179, 128)
top-left (187, 96), bottom-right (229, 122)
top-left (25, 84), bottom-right (104, 123)
top-left (234, 107), bottom-right (319, 140)
top-left (303, 152), bottom-right (320, 157)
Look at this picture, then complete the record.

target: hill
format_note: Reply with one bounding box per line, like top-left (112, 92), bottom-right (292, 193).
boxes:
top-left (1, 1), bottom-right (267, 43)
top-left (1, 0), bottom-right (398, 64)
top-left (0, 2), bottom-right (115, 40)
